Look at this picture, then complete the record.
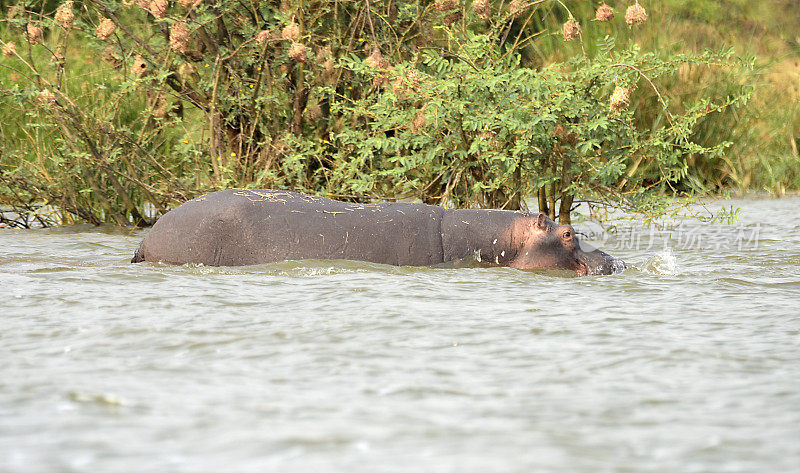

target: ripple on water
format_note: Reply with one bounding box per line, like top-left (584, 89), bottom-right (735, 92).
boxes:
top-left (1, 198), bottom-right (800, 473)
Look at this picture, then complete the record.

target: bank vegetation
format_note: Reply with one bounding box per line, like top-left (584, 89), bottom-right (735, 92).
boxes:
top-left (1, 0), bottom-right (796, 228)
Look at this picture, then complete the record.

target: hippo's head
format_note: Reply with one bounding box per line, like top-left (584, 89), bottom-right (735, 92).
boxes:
top-left (510, 213), bottom-right (625, 276)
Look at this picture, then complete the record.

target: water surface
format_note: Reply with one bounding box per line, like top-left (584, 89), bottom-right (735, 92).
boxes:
top-left (1, 198), bottom-right (799, 472)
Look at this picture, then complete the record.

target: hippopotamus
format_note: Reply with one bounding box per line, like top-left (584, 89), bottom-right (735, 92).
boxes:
top-left (131, 189), bottom-right (624, 275)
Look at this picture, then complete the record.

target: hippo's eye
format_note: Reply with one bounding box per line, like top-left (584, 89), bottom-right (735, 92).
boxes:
top-left (563, 231), bottom-right (571, 238)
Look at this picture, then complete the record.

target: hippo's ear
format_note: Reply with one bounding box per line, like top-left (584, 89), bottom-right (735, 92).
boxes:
top-left (535, 212), bottom-right (548, 230)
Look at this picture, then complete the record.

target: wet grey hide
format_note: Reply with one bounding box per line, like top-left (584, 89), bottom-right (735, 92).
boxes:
top-left (132, 189), bottom-right (624, 275)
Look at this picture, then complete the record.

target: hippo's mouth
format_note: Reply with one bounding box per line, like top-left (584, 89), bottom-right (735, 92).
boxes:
top-left (576, 260), bottom-right (589, 276)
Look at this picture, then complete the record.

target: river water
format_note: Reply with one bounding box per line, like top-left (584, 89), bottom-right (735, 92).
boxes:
top-left (1, 197), bottom-right (798, 472)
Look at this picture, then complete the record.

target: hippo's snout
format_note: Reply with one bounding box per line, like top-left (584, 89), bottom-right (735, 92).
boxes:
top-left (588, 252), bottom-right (626, 275)
top-left (576, 241), bottom-right (626, 276)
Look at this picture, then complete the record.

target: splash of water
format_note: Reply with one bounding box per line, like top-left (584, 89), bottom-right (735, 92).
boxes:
top-left (640, 247), bottom-right (678, 275)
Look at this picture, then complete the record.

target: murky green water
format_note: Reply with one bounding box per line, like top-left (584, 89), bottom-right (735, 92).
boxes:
top-left (1, 198), bottom-right (799, 472)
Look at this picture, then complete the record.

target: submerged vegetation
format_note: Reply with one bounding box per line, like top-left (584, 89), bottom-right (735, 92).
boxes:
top-left (0, 0), bottom-right (795, 227)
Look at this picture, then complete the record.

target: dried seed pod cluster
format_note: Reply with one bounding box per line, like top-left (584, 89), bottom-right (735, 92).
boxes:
top-left (473, 0), bottom-right (491, 21)
top-left (288, 42), bottom-right (307, 63)
top-left (96, 18), bottom-right (117, 41)
top-left (2, 42), bottom-right (16, 57)
top-left (391, 76), bottom-right (407, 96)
top-left (55, 2), bottom-right (75, 29)
top-left (178, 0), bottom-right (202, 8)
top-left (323, 58), bottom-right (336, 76)
top-left (365, 48), bottom-right (388, 70)
top-left (435, 0), bottom-right (459, 12)
top-left (609, 85), bottom-right (631, 113)
top-left (595, 3), bottom-right (614, 22)
top-left (26, 23), bottom-right (44, 45)
top-left (553, 124), bottom-right (578, 146)
top-left (508, 0), bottom-right (525, 19)
top-left (317, 46), bottom-right (337, 85)
top-left (625, 1), bottom-right (647, 26)
top-left (411, 106), bottom-right (427, 133)
top-left (37, 89), bottom-right (56, 106)
top-left (149, 0), bottom-right (168, 19)
top-left (255, 30), bottom-right (270, 45)
top-left (170, 21), bottom-right (190, 53)
top-left (406, 68), bottom-right (421, 90)
top-left (282, 22), bottom-right (300, 42)
top-left (132, 54), bottom-right (148, 77)
top-left (562, 20), bottom-right (581, 41)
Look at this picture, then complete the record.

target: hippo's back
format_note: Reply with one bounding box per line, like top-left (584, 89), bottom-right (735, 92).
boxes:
top-left (133, 189), bottom-right (446, 266)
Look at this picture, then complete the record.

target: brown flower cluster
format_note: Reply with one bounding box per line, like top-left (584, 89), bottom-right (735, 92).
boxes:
top-left (282, 22), bottom-right (300, 42)
top-left (2, 42), bottom-right (17, 57)
top-left (26, 23), bottom-right (43, 45)
top-left (473, 0), bottom-right (491, 21)
top-left (508, 0), bottom-right (526, 19)
top-left (562, 20), bottom-right (581, 41)
top-left (55, 2), bottom-right (75, 29)
top-left (595, 3), bottom-right (614, 22)
top-left (37, 89), bottom-right (56, 106)
top-left (255, 30), bottom-right (270, 45)
top-left (625, 1), bottom-right (647, 26)
top-left (435, 0), bottom-right (459, 12)
top-left (149, 0), bottom-right (168, 19)
top-left (170, 21), bottom-right (190, 53)
top-left (411, 105), bottom-right (428, 133)
top-left (177, 0), bottom-right (202, 8)
top-left (96, 18), bottom-right (117, 41)
top-left (132, 54), bottom-right (148, 77)
top-left (609, 85), bottom-right (631, 113)
top-left (288, 42), bottom-right (307, 63)
top-left (365, 48), bottom-right (388, 70)
top-left (406, 68), bottom-right (421, 90)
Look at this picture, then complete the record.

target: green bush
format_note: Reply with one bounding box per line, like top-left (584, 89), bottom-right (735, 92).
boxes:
top-left (0, 0), bottom-right (752, 227)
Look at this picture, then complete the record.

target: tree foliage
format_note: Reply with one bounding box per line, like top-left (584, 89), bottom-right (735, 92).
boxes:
top-left (0, 0), bottom-right (751, 226)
